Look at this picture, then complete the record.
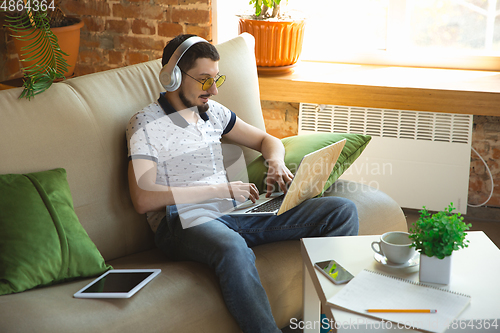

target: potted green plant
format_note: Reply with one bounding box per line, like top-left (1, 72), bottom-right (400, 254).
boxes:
top-left (409, 203), bottom-right (471, 284)
top-left (3, 0), bottom-right (83, 99)
top-left (238, 0), bottom-right (306, 74)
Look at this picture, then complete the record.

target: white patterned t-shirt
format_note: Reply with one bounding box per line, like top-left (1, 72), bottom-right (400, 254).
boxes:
top-left (126, 93), bottom-right (237, 231)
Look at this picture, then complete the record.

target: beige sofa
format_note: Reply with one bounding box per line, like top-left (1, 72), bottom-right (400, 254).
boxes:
top-left (0, 34), bottom-right (407, 333)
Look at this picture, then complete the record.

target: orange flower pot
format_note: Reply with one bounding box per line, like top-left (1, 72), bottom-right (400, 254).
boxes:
top-left (12, 18), bottom-right (84, 77)
top-left (238, 18), bottom-right (306, 73)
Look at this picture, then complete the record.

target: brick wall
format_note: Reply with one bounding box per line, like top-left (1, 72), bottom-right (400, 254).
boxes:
top-left (62, 0), bottom-right (212, 76)
top-left (261, 100), bottom-right (299, 139)
top-left (0, 0), bottom-right (212, 80)
top-left (261, 101), bottom-right (500, 209)
top-left (469, 116), bottom-right (500, 207)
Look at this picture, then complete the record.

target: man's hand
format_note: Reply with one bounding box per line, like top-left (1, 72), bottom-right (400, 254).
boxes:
top-left (265, 160), bottom-right (294, 197)
top-left (224, 181), bottom-right (260, 203)
top-left (220, 116), bottom-right (293, 199)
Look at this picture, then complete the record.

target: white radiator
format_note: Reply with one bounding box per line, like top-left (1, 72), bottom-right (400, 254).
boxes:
top-left (299, 103), bottom-right (474, 214)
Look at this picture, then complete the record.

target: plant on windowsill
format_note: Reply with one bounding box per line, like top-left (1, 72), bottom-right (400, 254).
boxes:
top-left (237, 0), bottom-right (306, 74)
top-left (409, 203), bottom-right (471, 285)
top-left (3, 0), bottom-right (83, 99)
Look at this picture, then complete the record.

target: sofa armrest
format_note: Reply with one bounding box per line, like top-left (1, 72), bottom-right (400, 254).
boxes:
top-left (324, 179), bottom-right (407, 235)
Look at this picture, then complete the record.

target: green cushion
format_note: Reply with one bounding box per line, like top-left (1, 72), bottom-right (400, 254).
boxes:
top-left (0, 168), bottom-right (111, 295)
top-left (247, 133), bottom-right (371, 195)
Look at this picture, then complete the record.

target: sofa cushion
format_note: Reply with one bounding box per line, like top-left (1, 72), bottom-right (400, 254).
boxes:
top-left (0, 168), bottom-right (111, 296)
top-left (247, 133), bottom-right (371, 194)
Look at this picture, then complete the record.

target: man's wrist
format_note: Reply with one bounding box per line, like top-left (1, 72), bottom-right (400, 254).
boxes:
top-left (266, 157), bottom-right (284, 164)
top-left (266, 158), bottom-right (285, 170)
top-left (213, 183), bottom-right (231, 199)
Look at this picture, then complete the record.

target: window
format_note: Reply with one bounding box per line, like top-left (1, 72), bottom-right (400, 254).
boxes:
top-left (214, 0), bottom-right (500, 70)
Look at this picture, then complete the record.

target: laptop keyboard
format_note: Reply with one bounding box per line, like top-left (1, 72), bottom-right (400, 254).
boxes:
top-left (246, 194), bottom-right (285, 213)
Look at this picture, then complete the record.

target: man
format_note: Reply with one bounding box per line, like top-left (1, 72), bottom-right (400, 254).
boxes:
top-left (126, 34), bottom-right (358, 333)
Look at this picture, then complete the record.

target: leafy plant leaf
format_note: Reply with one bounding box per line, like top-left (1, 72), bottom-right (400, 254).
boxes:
top-left (5, 9), bottom-right (69, 99)
top-left (248, 0), bottom-right (283, 17)
top-left (409, 203), bottom-right (471, 259)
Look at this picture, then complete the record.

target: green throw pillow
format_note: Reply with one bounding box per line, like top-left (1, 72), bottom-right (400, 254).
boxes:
top-left (0, 168), bottom-right (111, 296)
top-left (247, 133), bottom-right (371, 195)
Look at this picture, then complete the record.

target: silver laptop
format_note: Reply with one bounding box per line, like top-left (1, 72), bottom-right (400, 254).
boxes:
top-left (225, 139), bottom-right (346, 216)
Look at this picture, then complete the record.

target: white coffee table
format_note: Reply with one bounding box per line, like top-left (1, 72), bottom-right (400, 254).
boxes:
top-left (300, 231), bottom-right (500, 332)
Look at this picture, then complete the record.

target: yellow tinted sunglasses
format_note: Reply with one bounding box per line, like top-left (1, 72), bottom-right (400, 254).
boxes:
top-left (181, 70), bottom-right (226, 91)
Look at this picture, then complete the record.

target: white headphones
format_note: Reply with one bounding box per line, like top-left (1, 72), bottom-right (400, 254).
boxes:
top-left (159, 36), bottom-right (209, 92)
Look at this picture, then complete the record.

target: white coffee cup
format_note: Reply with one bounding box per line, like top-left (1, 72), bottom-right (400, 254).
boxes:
top-left (371, 231), bottom-right (416, 264)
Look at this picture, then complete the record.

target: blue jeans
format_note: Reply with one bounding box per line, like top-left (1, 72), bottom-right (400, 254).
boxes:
top-left (155, 196), bottom-right (359, 333)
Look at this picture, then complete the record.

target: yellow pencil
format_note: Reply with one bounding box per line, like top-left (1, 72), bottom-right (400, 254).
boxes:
top-left (367, 309), bottom-right (437, 313)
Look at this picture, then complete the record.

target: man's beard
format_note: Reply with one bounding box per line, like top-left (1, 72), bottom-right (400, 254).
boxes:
top-left (179, 90), bottom-right (210, 114)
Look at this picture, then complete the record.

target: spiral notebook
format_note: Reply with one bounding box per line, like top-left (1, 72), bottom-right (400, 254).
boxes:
top-left (327, 269), bottom-right (471, 333)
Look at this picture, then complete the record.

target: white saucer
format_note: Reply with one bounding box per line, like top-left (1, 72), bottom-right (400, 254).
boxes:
top-left (374, 253), bottom-right (420, 268)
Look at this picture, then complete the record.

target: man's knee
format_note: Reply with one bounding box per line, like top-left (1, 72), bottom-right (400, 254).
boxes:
top-left (340, 198), bottom-right (359, 235)
top-left (343, 198), bottom-right (358, 219)
top-left (323, 197), bottom-right (359, 236)
top-left (209, 231), bottom-right (256, 267)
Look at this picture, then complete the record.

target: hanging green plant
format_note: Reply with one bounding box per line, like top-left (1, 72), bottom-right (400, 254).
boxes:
top-left (5, 6), bottom-right (70, 99)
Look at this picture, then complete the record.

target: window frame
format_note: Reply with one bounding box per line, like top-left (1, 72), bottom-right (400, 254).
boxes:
top-left (213, 0), bottom-right (500, 71)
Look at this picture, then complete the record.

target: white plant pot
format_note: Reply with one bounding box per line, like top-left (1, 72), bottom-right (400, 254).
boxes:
top-left (419, 253), bottom-right (453, 285)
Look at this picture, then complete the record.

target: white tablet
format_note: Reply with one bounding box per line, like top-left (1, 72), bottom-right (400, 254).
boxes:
top-left (73, 269), bottom-right (161, 299)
